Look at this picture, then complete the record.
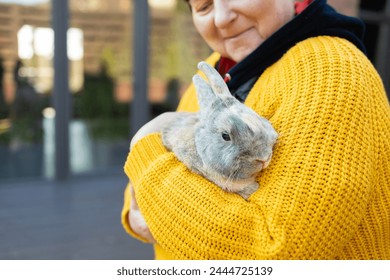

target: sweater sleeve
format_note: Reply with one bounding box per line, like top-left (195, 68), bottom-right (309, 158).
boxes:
top-left (123, 37), bottom-right (385, 259)
top-left (121, 53), bottom-right (221, 244)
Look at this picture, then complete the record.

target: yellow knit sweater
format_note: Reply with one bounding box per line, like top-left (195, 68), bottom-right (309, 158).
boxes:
top-left (122, 36), bottom-right (390, 260)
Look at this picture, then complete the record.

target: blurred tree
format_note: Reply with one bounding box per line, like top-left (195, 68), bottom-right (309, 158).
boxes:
top-left (176, 0), bottom-right (190, 12)
top-left (149, 2), bottom-right (210, 84)
top-left (76, 64), bottom-right (116, 119)
top-left (163, 3), bottom-right (210, 84)
top-left (151, 77), bottom-right (180, 117)
top-left (164, 77), bottom-right (180, 110)
top-left (0, 56), bottom-right (9, 119)
top-left (101, 47), bottom-right (117, 78)
top-left (73, 61), bottom-right (128, 139)
top-left (10, 60), bottom-right (43, 143)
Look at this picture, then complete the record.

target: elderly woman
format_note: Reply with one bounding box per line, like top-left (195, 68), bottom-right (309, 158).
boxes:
top-left (122, 0), bottom-right (390, 259)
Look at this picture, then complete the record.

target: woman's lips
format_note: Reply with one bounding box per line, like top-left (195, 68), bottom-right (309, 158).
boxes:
top-left (224, 27), bottom-right (253, 40)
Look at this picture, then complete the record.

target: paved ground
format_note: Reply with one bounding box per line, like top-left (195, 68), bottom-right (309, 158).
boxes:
top-left (0, 172), bottom-right (154, 260)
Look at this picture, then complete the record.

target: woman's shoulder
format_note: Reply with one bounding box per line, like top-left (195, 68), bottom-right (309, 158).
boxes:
top-left (263, 35), bottom-right (383, 91)
top-left (286, 36), bottom-right (373, 71)
top-left (247, 35), bottom-right (386, 117)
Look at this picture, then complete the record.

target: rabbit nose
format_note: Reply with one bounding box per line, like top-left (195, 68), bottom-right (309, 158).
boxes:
top-left (254, 155), bottom-right (272, 169)
top-left (254, 159), bottom-right (266, 168)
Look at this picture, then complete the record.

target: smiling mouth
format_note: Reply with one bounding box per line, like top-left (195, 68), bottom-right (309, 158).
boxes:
top-left (224, 28), bottom-right (253, 40)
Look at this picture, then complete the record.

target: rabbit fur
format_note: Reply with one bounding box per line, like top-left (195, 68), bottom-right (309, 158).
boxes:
top-left (130, 61), bottom-right (278, 199)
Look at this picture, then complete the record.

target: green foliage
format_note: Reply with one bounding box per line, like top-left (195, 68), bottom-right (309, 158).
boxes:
top-left (11, 83), bottom-right (43, 120)
top-left (155, 7), bottom-right (211, 84)
top-left (87, 117), bottom-right (129, 140)
top-left (73, 67), bottom-right (129, 140)
top-left (0, 60), bottom-right (44, 144)
top-left (100, 47), bottom-right (116, 78)
top-left (0, 56), bottom-right (9, 119)
top-left (176, 0), bottom-right (190, 12)
top-left (0, 130), bottom-right (10, 144)
top-left (0, 56), bottom-right (3, 86)
top-left (6, 68), bottom-right (45, 143)
top-left (10, 118), bottom-right (43, 143)
top-left (76, 73), bottom-right (115, 119)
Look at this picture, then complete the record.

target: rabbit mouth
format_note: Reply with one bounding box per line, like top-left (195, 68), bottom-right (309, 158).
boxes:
top-left (261, 158), bottom-right (272, 169)
top-left (255, 154), bottom-right (273, 170)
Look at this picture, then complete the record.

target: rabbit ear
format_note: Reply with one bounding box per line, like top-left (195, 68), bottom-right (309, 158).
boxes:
top-left (197, 61), bottom-right (231, 98)
top-left (192, 74), bottom-right (218, 111)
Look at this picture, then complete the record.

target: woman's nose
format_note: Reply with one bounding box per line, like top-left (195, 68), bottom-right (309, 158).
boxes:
top-left (214, 0), bottom-right (237, 29)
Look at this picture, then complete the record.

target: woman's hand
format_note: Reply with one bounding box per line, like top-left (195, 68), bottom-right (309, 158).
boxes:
top-left (128, 183), bottom-right (156, 243)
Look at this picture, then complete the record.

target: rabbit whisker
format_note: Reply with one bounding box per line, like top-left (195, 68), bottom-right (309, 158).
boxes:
top-left (225, 163), bottom-right (241, 184)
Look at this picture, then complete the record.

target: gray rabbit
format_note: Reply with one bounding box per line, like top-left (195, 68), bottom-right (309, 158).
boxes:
top-left (131, 61), bottom-right (278, 199)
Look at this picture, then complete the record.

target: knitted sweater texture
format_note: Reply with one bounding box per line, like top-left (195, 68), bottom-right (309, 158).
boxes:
top-left (122, 36), bottom-right (390, 259)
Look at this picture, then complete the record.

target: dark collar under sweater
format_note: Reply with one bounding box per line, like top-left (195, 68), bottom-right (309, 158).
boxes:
top-left (224, 0), bottom-right (366, 101)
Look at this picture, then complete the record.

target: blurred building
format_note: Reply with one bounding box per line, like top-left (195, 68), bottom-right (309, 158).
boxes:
top-left (0, 0), bottom-right (388, 105)
top-left (0, 0), bottom-right (210, 104)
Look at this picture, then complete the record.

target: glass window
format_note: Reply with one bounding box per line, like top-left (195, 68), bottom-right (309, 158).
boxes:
top-left (0, 0), bottom-right (211, 182)
top-left (0, 2), bottom-right (50, 181)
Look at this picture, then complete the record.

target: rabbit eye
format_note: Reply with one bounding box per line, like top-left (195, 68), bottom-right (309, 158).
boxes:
top-left (221, 132), bottom-right (231, 141)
